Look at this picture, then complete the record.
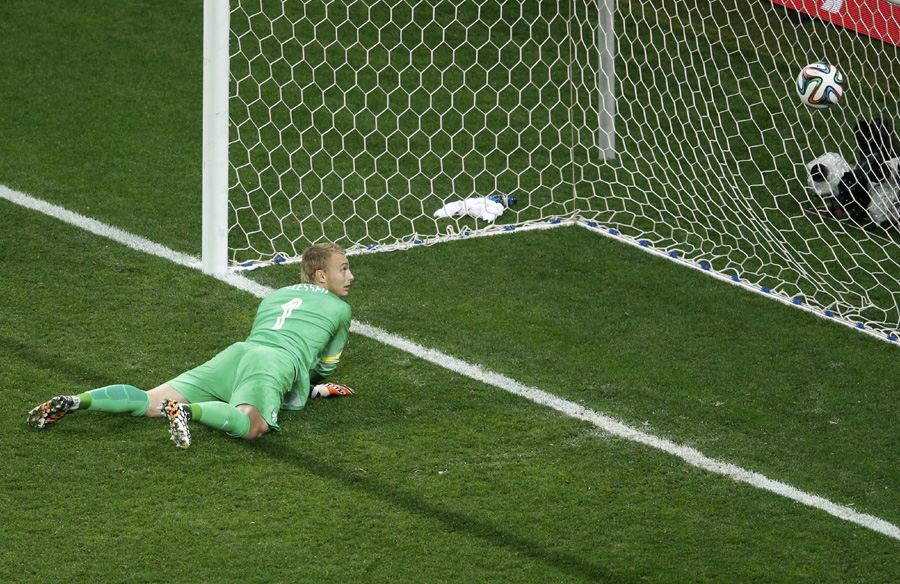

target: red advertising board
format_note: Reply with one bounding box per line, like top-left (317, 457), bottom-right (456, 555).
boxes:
top-left (769, 0), bottom-right (900, 46)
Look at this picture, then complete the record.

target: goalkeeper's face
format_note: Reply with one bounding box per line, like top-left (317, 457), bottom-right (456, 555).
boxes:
top-left (320, 253), bottom-right (354, 298)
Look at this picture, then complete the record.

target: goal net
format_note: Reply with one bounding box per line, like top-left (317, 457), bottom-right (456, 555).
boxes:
top-left (572, 0), bottom-right (900, 340)
top-left (225, 0), bottom-right (601, 264)
top-left (216, 0), bottom-right (900, 339)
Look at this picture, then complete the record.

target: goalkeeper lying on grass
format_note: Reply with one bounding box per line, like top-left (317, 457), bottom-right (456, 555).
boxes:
top-left (27, 243), bottom-right (355, 449)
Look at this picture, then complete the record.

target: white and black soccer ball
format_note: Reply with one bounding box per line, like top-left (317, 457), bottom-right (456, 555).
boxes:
top-left (796, 62), bottom-right (846, 109)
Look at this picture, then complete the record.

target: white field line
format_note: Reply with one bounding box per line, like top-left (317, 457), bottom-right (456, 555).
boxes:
top-left (2, 184), bottom-right (898, 542)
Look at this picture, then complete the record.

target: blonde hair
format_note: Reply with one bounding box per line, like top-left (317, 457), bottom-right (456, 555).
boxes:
top-left (300, 243), bottom-right (346, 284)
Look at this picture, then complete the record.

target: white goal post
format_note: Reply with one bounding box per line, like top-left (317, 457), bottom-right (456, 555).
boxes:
top-left (203, 0), bottom-right (900, 341)
top-left (202, 0), bottom-right (231, 276)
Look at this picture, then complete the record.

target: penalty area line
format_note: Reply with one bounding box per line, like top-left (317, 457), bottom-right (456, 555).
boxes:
top-left (2, 184), bottom-right (898, 542)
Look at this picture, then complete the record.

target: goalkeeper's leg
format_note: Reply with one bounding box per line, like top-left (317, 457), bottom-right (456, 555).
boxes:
top-left (159, 401), bottom-right (268, 448)
top-left (26, 384), bottom-right (157, 428)
top-left (26, 383), bottom-right (194, 429)
top-left (181, 402), bottom-right (254, 439)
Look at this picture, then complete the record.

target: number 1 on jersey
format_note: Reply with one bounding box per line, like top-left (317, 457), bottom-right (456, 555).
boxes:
top-left (273, 298), bottom-right (303, 330)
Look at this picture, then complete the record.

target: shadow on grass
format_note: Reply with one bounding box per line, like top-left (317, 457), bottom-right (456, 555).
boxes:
top-left (250, 439), bottom-right (633, 584)
top-left (6, 333), bottom-right (629, 581)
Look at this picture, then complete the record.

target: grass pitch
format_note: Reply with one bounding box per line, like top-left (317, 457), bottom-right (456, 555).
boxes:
top-left (1, 1), bottom-right (899, 582)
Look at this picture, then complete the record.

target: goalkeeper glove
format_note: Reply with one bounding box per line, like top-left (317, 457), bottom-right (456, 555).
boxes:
top-left (310, 382), bottom-right (355, 399)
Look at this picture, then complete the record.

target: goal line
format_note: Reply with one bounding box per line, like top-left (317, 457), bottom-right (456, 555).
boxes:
top-left (2, 182), bottom-right (898, 542)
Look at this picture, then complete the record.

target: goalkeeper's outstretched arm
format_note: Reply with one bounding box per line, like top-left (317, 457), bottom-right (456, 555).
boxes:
top-left (309, 311), bottom-right (350, 385)
top-left (309, 352), bottom-right (341, 386)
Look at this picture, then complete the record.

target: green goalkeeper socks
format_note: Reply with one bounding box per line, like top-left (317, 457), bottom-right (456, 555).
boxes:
top-left (74, 386), bottom-right (251, 438)
top-left (77, 384), bottom-right (150, 417)
top-left (183, 402), bottom-right (250, 439)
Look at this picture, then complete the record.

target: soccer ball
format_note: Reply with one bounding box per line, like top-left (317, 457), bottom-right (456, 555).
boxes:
top-left (796, 62), bottom-right (846, 109)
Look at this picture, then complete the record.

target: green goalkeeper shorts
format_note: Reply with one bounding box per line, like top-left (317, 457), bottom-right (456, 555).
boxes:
top-left (167, 341), bottom-right (296, 431)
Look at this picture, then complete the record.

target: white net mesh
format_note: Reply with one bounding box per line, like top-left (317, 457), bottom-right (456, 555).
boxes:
top-left (572, 0), bottom-right (900, 338)
top-left (225, 0), bottom-right (900, 337)
top-left (228, 0), bottom-right (591, 264)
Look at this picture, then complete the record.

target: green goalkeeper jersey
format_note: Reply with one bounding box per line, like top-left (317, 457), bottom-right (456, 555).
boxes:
top-left (245, 283), bottom-right (352, 405)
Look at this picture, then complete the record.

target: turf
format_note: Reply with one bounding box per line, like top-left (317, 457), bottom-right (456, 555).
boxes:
top-left (1, 0), bottom-right (899, 582)
top-left (3, 203), bottom-right (900, 583)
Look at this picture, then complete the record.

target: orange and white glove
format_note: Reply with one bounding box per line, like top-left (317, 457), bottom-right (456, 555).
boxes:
top-left (310, 382), bottom-right (355, 399)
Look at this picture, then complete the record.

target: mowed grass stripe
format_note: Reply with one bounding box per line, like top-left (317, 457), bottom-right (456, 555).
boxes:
top-left (3, 182), bottom-right (898, 542)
